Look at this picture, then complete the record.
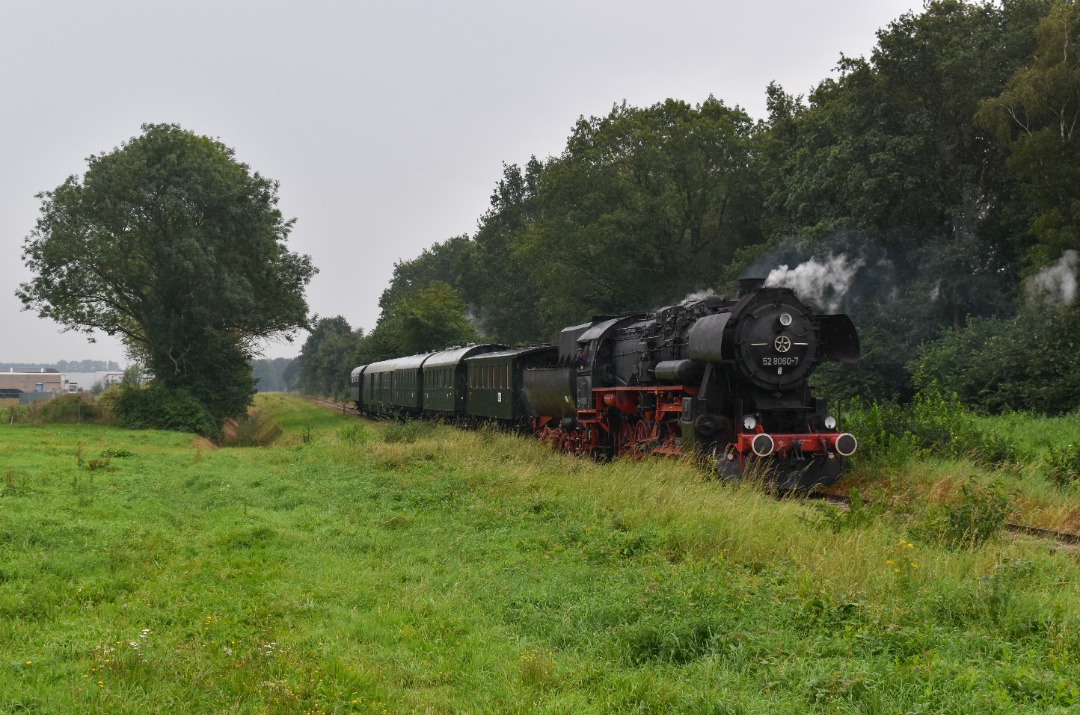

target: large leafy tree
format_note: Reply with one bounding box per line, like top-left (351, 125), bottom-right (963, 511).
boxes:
top-left (17, 123), bottom-right (316, 426)
top-left (358, 281), bottom-right (479, 363)
top-left (758, 0), bottom-right (1048, 400)
top-left (521, 98), bottom-right (762, 332)
top-left (979, 0), bottom-right (1080, 267)
top-left (463, 159), bottom-right (548, 344)
top-left (292, 316), bottom-right (364, 399)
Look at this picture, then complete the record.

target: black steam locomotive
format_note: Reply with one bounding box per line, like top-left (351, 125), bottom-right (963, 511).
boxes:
top-left (522, 278), bottom-right (859, 488)
top-left (351, 278), bottom-right (859, 489)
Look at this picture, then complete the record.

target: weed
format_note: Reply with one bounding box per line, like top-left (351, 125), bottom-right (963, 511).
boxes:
top-left (84, 457), bottom-right (117, 472)
top-left (910, 479), bottom-right (1014, 548)
top-left (383, 419), bottom-right (433, 444)
top-left (1044, 443), bottom-right (1080, 488)
top-left (839, 385), bottom-right (1016, 470)
top-left (337, 422), bottom-right (367, 446)
top-left (224, 411), bottom-right (284, 447)
top-left (811, 488), bottom-right (886, 532)
top-left (623, 619), bottom-right (720, 665)
top-left (518, 649), bottom-right (557, 688)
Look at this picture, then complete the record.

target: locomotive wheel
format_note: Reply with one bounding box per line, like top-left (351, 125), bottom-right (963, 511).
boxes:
top-left (632, 419), bottom-right (653, 459)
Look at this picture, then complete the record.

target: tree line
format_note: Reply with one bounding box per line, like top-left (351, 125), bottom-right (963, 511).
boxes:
top-left (299, 0), bottom-right (1080, 413)
top-left (20, 1), bottom-right (1078, 428)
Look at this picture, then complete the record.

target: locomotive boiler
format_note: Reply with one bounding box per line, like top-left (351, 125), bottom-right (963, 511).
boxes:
top-left (522, 278), bottom-right (860, 489)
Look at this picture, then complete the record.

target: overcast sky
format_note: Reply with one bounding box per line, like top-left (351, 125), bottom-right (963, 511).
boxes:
top-left (1, 0), bottom-right (922, 365)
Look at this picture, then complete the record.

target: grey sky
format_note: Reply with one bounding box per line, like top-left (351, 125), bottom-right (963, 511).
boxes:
top-left (1, 0), bottom-right (920, 364)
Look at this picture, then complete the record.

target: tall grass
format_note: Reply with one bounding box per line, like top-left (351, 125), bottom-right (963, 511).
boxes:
top-left (1, 395), bottom-right (1078, 713)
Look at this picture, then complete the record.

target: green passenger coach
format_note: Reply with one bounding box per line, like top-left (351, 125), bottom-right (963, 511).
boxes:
top-left (362, 353), bottom-right (433, 415)
top-left (422, 345), bottom-right (507, 416)
top-left (464, 346), bottom-right (559, 422)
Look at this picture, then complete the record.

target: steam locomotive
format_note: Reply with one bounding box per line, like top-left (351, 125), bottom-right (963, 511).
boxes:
top-left (351, 278), bottom-right (859, 489)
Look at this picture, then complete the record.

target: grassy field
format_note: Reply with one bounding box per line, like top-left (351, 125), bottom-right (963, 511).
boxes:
top-left (2, 394), bottom-right (1078, 713)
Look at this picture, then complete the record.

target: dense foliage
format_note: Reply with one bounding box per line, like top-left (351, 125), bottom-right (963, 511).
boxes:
top-left (356, 0), bottom-right (1078, 414)
top-left (289, 316), bottom-right (364, 399)
top-left (17, 123), bottom-right (316, 430)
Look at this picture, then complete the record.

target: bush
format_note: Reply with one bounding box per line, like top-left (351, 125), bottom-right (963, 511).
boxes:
top-left (112, 382), bottom-right (218, 439)
top-left (39, 393), bottom-right (108, 424)
top-left (338, 422), bottom-right (367, 446)
top-left (222, 411), bottom-right (283, 447)
top-left (838, 385), bottom-right (1015, 470)
top-left (909, 480), bottom-right (1014, 549)
top-left (1044, 443), bottom-right (1080, 488)
top-left (913, 304), bottom-right (1080, 415)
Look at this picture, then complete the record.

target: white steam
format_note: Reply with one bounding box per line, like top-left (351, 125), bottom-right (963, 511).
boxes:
top-left (1027, 250), bottom-right (1078, 306)
top-left (680, 288), bottom-right (716, 304)
top-left (764, 253), bottom-right (864, 313)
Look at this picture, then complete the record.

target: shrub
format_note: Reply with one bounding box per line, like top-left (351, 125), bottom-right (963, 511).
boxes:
top-left (39, 393), bottom-right (103, 424)
top-left (338, 422), bottom-right (367, 446)
top-left (913, 304), bottom-right (1080, 416)
top-left (223, 411), bottom-right (283, 447)
top-left (112, 382), bottom-right (218, 439)
top-left (909, 480), bottom-right (1014, 549)
top-left (838, 385), bottom-right (1015, 470)
top-left (1043, 443), bottom-right (1080, 488)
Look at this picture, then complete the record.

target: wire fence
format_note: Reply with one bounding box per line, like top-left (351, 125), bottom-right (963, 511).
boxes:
top-left (5, 398), bottom-right (113, 425)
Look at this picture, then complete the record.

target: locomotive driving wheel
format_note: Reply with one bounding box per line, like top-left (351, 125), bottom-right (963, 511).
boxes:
top-left (632, 419), bottom-right (653, 459)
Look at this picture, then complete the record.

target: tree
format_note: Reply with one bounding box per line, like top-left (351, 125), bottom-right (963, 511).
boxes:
top-left (463, 159), bottom-right (548, 344)
top-left (292, 316), bottom-right (364, 399)
top-left (979, 0), bottom-right (1080, 266)
top-left (756, 0), bottom-right (1049, 400)
top-left (358, 282), bottom-right (479, 362)
top-left (17, 123), bottom-right (316, 429)
top-left (520, 98), bottom-right (763, 332)
top-left (251, 357), bottom-right (293, 392)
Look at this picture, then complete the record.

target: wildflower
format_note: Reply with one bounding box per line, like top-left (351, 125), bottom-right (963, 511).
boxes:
top-left (886, 559), bottom-right (894, 565)
top-left (910, 563), bottom-right (918, 569)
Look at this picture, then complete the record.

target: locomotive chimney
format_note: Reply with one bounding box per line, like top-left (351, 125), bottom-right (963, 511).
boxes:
top-left (739, 277), bottom-right (765, 296)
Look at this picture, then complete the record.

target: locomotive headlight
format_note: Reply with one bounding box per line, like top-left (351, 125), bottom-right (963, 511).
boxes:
top-left (779, 313), bottom-right (792, 327)
top-left (824, 415), bottom-right (837, 430)
top-left (742, 415), bottom-right (757, 431)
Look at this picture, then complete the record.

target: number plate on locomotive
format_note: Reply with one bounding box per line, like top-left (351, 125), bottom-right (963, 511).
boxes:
top-left (762, 356), bottom-right (800, 367)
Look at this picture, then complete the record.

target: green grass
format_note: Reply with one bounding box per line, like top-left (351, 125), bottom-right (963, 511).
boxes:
top-left (1, 395), bottom-right (1079, 713)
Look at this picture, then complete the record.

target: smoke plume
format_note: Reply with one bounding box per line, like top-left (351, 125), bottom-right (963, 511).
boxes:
top-left (680, 288), bottom-right (717, 304)
top-left (1027, 250), bottom-right (1078, 306)
top-left (764, 253), bottom-right (865, 313)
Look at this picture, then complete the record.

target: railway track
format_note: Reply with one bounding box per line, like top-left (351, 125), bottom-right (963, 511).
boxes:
top-left (310, 398), bottom-right (359, 415)
top-left (811, 492), bottom-right (1080, 549)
